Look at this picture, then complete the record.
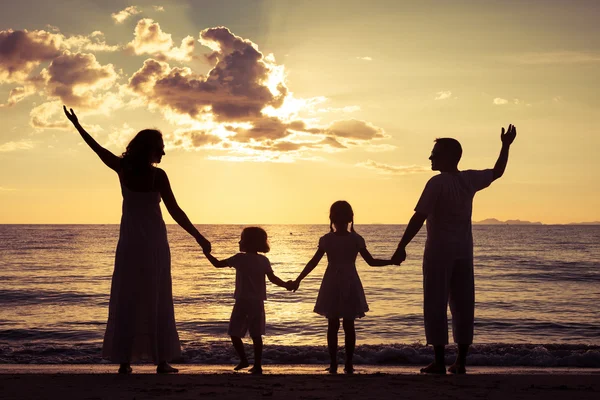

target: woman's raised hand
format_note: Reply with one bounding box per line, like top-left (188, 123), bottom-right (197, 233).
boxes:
top-left (63, 106), bottom-right (79, 125)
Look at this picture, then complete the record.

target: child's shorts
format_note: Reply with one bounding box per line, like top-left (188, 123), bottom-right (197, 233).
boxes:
top-left (228, 298), bottom-right (266, 338)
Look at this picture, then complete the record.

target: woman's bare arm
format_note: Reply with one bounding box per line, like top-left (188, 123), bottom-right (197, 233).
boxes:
top-left (63, 106), bottom-right (120, 172)
top-left (156, 168), bottom-right (211, 252)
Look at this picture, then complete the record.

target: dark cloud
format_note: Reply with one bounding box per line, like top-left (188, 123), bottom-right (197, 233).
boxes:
top-left (128, 26), bottom-right (287, 122)
top-left (40, 51), bottom-right (118, 107)
top-left (181, 130), bottom-right (223, 147)
top-left (0, 29), bottom-right (62, 83)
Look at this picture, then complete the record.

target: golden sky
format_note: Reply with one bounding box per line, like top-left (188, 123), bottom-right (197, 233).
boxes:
top-left (1, 0), bottom-right (599, 224)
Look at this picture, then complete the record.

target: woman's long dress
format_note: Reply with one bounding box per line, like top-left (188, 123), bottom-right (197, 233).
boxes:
top-left (102, 183), bottom-right (181, 363)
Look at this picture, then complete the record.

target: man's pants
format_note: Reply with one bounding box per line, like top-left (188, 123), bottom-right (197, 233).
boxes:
top-left (423, 257), bottom-right (475, 345)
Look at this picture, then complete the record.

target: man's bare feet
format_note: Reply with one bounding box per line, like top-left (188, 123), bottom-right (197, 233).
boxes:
top-left (118, 363), bottom-right (132, 374)
top-left (248, 365), bottom-right (263, 375)
top-left (448, 363), bottom-right (467, 374)
top-left (325, 364), bottom-right (338, 374)
top-left (344, 363), bottom-right (354, 374)
top-left (420, 362), bottom-right (446, 374)
top-left (156, 362), bottom-right (179, 374)
top-left (234, 360), bottom-right (250, 371)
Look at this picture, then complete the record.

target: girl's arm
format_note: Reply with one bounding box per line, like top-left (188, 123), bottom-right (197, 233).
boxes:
top-left (156, 168), bottom-right (211, 253)
top-left (293, 248), bottom-right (325, 290)
top-left (63, 106), bottom-right (120, 172)
top-left (204, 251), bottom-right (230, 268)
top-left (267, 271), bottom-right (290, 289)
top-left (359, 248), bottom-right (396, 266)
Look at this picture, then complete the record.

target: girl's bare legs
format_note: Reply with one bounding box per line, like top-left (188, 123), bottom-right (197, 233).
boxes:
top-left (327, 318), bottom-right (340, 373)
top-left (342, 318), bottom-right (356, 374)
top-left (231, 336), bottom-right (249, 371)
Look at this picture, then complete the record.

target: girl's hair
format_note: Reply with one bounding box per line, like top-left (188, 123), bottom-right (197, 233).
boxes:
top-left (329, 200), bottom-right (355, 233)
top-left (121, 129), bottom-right (163, 170)
top-left (240, 227), bottom-right (270, 253)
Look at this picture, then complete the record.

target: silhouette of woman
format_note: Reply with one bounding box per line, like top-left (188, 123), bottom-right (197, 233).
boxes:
top-left (63, 107), bottom-right (211, 374)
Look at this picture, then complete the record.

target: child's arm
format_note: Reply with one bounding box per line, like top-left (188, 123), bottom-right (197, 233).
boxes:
top-left (203, 251), bottom-right (230, 268)
top-left (359, 248), bottom-right (396, 266)
top-left (266, 271), bottom-right (290, 290)
top-left (293, 248), bottom-right (325, 290)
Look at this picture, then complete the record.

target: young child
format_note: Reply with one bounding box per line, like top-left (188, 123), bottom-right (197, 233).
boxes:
top-left (204, 227), bottom-right (291, 374)
top-left (290, 201), bottom-right (396, 374)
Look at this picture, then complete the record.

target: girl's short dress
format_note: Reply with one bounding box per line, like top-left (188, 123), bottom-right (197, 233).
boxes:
top-left (313, 231), bottom-right (369, 319)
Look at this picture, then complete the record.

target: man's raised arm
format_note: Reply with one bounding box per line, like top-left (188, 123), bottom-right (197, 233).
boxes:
top-left (493, 124), bottom-right (517, 181)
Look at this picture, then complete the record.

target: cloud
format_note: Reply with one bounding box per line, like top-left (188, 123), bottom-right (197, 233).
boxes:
top-left (493, 97), bottom-right (509, 105)
top-left (61, 31), bottom-right (120, 52)
top-left (514, 51), bottom-right (600, 64)
top-left (0, 28), bottom-right (120, 109)
top-left (126, 19), bottom-right (195, 61)
top-left (170, 130), bottom-right (223, 148)
top-left (357, 160), bottom-right (430, 175)
top-left (153, 6), bottom-right (165, 12)
top-left (128, 27), bottom-right (287, 122)
top-left (0, 139), bottom-right (35, 152)
top-left (357, 56), bottom-right (372, 61)
top-left (112, 6), bottom-right (142, 24)
top-left (0, 85), bottom-right (37, 107)
top-left (1, 23), bottom-right (392, 162)
top-left (0, 186), bottom-right (17, 191)
top-left (0, 29), bottom-right (63, 83)
top-left (323, 119), bottom-right (386, 140)
top-left (105, 123), bottom-right (136, 149)
top-left (39, 51), bottom-right (119, 108)
top-left (316, 105), bottom-right (361, 113)
top-left (29, 101), bottom-right (70, 129)
top-left (435, 91), bottom-right (452, 100)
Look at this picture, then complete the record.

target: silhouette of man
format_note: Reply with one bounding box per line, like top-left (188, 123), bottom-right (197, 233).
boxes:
top-left (392, 125), bottom-right (517, 374)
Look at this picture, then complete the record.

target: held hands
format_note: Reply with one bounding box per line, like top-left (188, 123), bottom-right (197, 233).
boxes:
top-left (501, 124), bottom-right (517, 146)
top-left (391, 246), bottom-right (406, 265)
top-left (284, 279), bottom-right (300, 292)
top-left (63, 106), bottom-right (79, 125)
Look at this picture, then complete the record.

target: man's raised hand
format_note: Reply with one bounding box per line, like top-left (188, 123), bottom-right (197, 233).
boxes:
top-left (501, 124), bottom-right (517, 146)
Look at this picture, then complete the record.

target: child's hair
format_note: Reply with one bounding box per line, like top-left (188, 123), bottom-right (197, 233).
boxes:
top-left (240, 227), bottom-right (270, 253)
top-left (329, 200), bottom-right (355, 233)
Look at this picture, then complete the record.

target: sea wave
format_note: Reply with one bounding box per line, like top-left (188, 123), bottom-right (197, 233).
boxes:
top-left (1, 342), bottom-right (598, 367)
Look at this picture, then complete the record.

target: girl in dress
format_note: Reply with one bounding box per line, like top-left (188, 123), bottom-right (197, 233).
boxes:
top-left (291, 201), bottom-right (396, 374)
top-left (63, 107), bottom-right (211, 374)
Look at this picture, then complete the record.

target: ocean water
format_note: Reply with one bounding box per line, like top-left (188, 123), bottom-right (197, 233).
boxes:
top-left (0, 224), bottom-right (599, 366)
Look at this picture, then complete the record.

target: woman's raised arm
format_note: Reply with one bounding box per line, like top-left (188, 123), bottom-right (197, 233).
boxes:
top-left (63, 106), bottom-right (120, 172)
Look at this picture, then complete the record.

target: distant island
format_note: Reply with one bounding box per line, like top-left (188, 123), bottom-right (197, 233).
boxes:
top-left (473, 218), bottom-right (600, 225)
top-left (473, 218), bottom-right (543, 225)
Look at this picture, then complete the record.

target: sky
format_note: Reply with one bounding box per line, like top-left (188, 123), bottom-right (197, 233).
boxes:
top-left (1, 0), bottom-right (599, 224)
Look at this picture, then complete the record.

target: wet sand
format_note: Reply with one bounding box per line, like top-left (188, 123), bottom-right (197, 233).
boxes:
top-left (1, 365), bottom-right (599, 400)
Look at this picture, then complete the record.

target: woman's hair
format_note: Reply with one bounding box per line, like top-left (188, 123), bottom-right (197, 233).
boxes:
top-left (121, 129), bottom-right (163, 169)
top-left (240, 227), bottom-right (270, 253)
top-left (329, 200), bottom-right (355, 233)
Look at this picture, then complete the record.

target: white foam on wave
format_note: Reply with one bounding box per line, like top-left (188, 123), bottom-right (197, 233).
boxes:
top-left (1, 342), bottom-right (598, 367)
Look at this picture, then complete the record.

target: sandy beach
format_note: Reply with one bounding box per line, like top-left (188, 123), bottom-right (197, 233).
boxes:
top-left (1, 365), bottom-right (599, 400)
